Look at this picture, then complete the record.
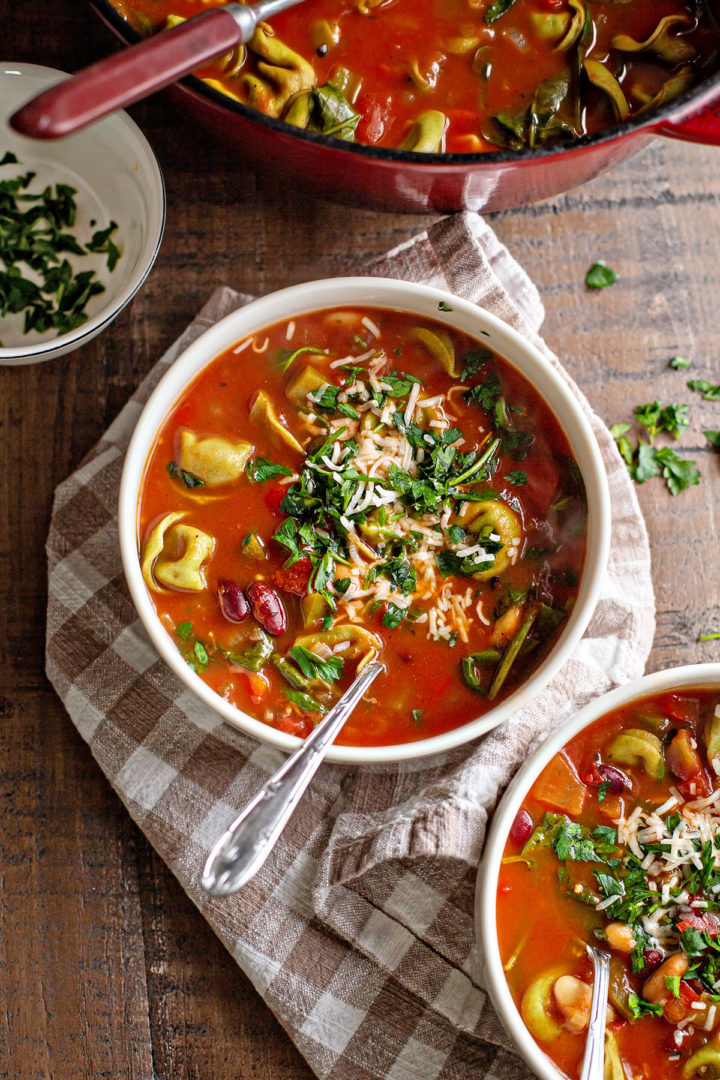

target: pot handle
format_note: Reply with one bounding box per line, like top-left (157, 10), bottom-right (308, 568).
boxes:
top-left (10, 8), bottom-right (244, 139)
top-left (9, 0), bottom-right (303, 139)
top-left (652, 95), bottom-right (720, 146)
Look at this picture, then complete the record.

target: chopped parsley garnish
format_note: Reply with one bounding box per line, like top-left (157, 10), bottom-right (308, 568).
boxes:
top-left (275, 345), bottom-right (327, 374)
top-left (382, 602), bottom-right (407, 629)
top-left (704, 430), bottom-right (720, 450)
top-left (459, 348), bottom-right (493, 381)
top-left (377, 556), bottom-right (416, 595)
top-left (0, 158), bottom-right (121, 336)
top-left (193, 641), bottom-right (209, 668)
top-left (167, 461), bottom-right (205, 488)
top-left (669, 356), bottom-right (691, 370)
top-left (246, 457), bottom-right (293, 483)
top-left (176, 621), bottom-right (192, 640)
top-left (627, 993), bottom-right (663, 1020)
top-left (86, 221), bottom-right (121, 272)
top-left (504, 469), bottom-right (527, 486)
top-left (552, 819), bottom-right (616, 862)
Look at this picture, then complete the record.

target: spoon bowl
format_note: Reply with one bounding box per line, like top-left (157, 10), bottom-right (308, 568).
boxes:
top-left (202, 661), bottom-right (383, 896)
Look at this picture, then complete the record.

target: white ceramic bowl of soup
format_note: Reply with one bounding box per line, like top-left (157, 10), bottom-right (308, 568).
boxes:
top-left (119, 276), bottom-right (611, 764)
top-left (475, 663), bottom-right (720, 1080)
top-left (0, 62), bottom-right (165, 365)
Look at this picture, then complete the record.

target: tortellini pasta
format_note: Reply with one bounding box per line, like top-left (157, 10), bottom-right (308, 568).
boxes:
top-left (141, 512), bottom-right (214, 592)
top-left (178, 430), bottom-right (253, 487)
top-left (250, 390), bottom-right (305, 454)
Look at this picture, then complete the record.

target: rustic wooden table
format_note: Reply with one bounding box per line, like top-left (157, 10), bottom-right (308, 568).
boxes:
top-left (3, 3), bottom-right (720, 1077)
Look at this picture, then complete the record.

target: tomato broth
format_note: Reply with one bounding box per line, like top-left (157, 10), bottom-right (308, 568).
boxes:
top-left (137, 306), bottom-right (587, 747)
top-left (499, 688), bottom-right (720, 1079)
top-left (112, 0), bottom-right (720, 153)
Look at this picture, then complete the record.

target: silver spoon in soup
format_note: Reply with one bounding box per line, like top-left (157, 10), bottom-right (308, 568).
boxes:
top-left (202, 660), bottom-right (383, 896)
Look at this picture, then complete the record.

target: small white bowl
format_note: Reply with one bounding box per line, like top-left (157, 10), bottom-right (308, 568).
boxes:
top-left (119, 276), bottom-right (611, 765)
top-left (476, 662), bottom-right (720, 1080)
top-left (0, 62), bottom-right (165, 365)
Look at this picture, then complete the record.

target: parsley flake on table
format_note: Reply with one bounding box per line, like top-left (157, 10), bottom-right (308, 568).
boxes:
top-left (585, 261), bottom-right (618, 289)
top-left (669, 356), bottom-right (691, 370)
top-left (611, 401), bottom-right (701, 496)
top-left (688, 379), bottom-right (720, 401)
top-left (634, 401), bottom-right (689, 441)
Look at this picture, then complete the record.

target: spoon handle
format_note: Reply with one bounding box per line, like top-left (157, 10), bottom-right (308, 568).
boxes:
top-left (580, 946), bottom-right (611, 1080)
top-left (10, 0), bottom-right (302, 139)
top-left (201, 661), bottom-right (383, 896)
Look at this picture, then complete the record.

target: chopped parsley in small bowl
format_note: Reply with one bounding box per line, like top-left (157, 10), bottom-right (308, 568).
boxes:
top-left (1, 62), bottom-right (164, 365)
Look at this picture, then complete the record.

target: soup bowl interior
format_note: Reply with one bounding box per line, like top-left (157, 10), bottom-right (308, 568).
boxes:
top-left (476, 663), bottom-right (720, 1080)
top-left (119, 277), bottom-right (610, 764)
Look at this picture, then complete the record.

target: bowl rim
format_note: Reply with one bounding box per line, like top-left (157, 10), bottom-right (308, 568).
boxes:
top-left (476, 662), bottom-right (720, 1080)
top-left (118, 275), bottom-right (611, 765)
top-left (0, 61), bottom-right (166, 362)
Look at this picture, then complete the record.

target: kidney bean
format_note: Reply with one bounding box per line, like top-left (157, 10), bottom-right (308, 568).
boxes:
top-left (596, 763), bottom-right (632, 793)
top-left (644, 948), bottom-right (664, 971)
top-left (217, 579), bottom-right (250, 623)
top-left (509, 809), bottom-right (534, 846)
top-left (246, 580), bottom-right (287, 636)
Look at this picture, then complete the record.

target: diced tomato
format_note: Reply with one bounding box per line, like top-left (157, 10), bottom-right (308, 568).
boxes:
top-left (660, 981), bottom-right (701, 1024)
top-left (274, 712), bottom-right (313, 738)
top-left (675, 912), bottom-right (720, 937)
top-left (264, 484), bottom-right (288, 516)
top-left (243, 671), bottom-right (269, 705)
top-left (598, 792), bottom-right (626, 821)
top-left (171, 403), bottom-right (197, 428)
top-left (271, 557), bottom-right (313, 596)
top-left (660, 693), bottom-right (700, 727)
top-left (679, 766), bottom-right (714, 800)
top-left (679, 980), bottom-right (703, 1007)
top-left (666, 729), bottom-right (702, 781)
top-left (663, 997), bottom-right (690, 1025)
top-left (355, 95), bottom-right (391, 145)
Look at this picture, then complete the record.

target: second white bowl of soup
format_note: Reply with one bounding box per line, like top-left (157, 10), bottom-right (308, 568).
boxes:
top-left (119, 277), bottom-right (610, 764)
top-left (477, 664), bottom-right (720, 1080)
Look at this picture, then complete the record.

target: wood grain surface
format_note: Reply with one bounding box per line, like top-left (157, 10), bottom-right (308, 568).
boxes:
top-left (3, 3), bottom-right (720, 1077)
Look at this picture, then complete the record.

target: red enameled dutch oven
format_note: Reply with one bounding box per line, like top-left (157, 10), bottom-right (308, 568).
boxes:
top-left (92, 0), bottom-right (720, 215)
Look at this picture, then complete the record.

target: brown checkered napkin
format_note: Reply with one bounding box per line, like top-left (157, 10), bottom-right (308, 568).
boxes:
top-left (46, 213), bottom-right (655, 1080)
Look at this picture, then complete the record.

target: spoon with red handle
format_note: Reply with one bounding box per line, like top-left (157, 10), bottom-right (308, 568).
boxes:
top-left (10, 0), bottom-right (306, 139)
